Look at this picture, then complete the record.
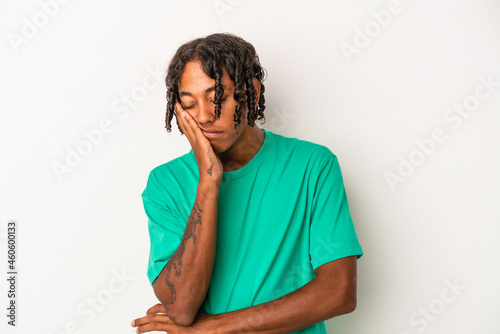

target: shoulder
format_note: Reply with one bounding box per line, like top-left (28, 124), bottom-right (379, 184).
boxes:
top-left (145, 151), bottom-right (196, 190)
top-left (266, 129), bottom-right (338, 165)
top-left (150, 150), bottom-right (194, 174)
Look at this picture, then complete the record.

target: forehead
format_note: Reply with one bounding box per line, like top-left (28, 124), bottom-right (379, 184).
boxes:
top-left (179, 61), bottom-right (233, 94)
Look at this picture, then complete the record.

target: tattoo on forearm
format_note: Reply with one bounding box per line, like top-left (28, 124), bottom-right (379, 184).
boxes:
top-left (164, 202), bottom-right (203, 304)
top-left (206, 149), bottom-right (214, 176)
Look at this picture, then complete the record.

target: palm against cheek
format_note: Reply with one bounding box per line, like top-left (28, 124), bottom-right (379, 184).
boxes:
top-left (174, 103), bottom-right (223, 183)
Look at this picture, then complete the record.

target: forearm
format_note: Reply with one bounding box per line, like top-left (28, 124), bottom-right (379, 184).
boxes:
top-left (153, 181), bottom-right (219, 325)
top-left (207, 258), bottom-right (357, 333)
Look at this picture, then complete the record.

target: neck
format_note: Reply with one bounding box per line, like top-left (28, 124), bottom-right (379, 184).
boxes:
top-left (218, 126), bottom-right (265, 172)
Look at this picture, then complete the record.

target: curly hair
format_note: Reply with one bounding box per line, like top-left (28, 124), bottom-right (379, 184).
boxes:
top-left (164, 33), bottom-right (266, 133)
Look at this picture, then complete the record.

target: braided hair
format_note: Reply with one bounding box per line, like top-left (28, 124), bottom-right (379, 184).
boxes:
top-left (164, 33), bottom-right (266, 133)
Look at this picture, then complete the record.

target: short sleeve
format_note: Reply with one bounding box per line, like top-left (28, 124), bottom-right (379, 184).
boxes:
top-left (142, 171), bottom-right (186, 286)
top-left (309, 152), bottom-right (363, 270)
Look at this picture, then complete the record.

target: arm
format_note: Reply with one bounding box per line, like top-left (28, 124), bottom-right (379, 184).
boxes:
top-left (152, 182), bottom-right (218, 326)
top-left (133, 256), bottom-right (358, 333)
top-left (210, 255), bottom-right (358, 333)
top-left (152, 105), bottom-right (223, 326)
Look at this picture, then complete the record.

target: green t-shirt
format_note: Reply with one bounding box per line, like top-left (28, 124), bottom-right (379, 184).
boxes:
top-left (142, 128), bottom-right (363, 333)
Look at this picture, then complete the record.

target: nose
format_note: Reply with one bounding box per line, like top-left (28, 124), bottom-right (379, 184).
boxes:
top-left (194, 101), bottom-right (216, 125)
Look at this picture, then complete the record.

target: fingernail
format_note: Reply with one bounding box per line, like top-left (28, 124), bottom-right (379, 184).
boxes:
top-left (130, 320), bottom-right (135, 326)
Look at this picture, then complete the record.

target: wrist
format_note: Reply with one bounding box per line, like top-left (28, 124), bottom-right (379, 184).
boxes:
top-left (200, 312), bottom-right (230, 334)
top-left (197, 180), bottom-right (220, 198)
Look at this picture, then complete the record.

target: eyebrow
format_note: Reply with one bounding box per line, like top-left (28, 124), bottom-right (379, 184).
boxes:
top-left (179, 85), bottom-right (229, 97)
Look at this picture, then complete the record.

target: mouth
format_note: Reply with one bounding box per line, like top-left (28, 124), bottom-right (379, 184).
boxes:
top-left (201, 129), bottom-right (224, 139)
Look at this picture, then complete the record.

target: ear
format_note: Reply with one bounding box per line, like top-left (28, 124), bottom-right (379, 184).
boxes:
top-left (252, 78), bottom-right (261, 105)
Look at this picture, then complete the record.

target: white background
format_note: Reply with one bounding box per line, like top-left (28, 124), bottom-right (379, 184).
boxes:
top-left (1, 0), bottom-right (499, 333)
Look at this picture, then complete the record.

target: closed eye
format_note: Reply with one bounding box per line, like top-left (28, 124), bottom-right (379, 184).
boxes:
top-left (210, 97), bottom-right (227, 105)
top-left (181, 96), bottom-right (227, 109)
top-left (183, 104), bottom-right (195, 110)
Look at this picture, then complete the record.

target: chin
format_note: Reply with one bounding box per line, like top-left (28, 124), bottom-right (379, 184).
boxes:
top-left (210, 142), bottom-right (226, 154)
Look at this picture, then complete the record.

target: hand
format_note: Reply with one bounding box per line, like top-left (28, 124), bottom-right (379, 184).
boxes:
top-left (131, 303), bottom-right (216, 333)
top-left (175, 102), bottom-right (223, 186)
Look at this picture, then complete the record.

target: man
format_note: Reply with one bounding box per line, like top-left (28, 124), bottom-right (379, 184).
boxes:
top-left (131, 33), bottom-right (363, 333)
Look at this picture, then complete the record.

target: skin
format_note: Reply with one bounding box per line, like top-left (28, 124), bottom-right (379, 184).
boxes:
top-left (132, 257), bottom-right (358, 333)
top-left (176, 61), bottom-right (265, 172)
top-left (131, 60), bottom-right (358, 332)
top-left (143, 60), bottom-right (265, 326)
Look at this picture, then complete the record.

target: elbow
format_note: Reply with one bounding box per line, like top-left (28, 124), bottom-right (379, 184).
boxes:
top-left (336, 285), bottom-right (357, 315)
top-left (328, 289), bottom-right (357, 317)
top-left (163, 306), bottom-right (196, 327)
top-left (155, 296), bottom-right (197, 326)
top-left (153, 297), bottom-right (196, 326)
top-left (153, 284), bottom-right (197, 326)
top-left (342, 295), bottom-right (357, 314)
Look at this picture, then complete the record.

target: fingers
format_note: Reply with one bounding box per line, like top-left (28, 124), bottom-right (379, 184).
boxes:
top-left (146, 303), bottom-right (166, 315)
top-left (131, 313), bottom-right (175, 332)
top-left (180, 105), bottom-right (205, 139)
top-left (174, 102), bottom-right (191, 137)
top-left (174, 103), bottom-right (196, 151)
top-left (173, 101), bottom-right (221, 180)
top-left (174, 101), bottom-right (210, 148)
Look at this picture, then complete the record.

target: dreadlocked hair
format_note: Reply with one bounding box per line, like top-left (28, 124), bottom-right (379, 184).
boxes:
top-left (164, 33), bottom-right (266, 133)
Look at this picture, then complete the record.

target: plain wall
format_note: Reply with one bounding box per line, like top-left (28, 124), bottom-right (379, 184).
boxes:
top-left (1, 0), bottom-right (499, 333)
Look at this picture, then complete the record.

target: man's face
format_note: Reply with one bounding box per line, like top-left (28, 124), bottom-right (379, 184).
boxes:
top-left (178, 61), bottom-right (250, 154)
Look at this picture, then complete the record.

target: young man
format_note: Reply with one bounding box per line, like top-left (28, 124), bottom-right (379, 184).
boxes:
top-left (131, 33), bottom-right (363, 333)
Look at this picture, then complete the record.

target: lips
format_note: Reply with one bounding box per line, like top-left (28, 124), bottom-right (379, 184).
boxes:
top-left (201, 128), bottom-right (223, 138)
top-left (200, 127), bottom-right (222, 133)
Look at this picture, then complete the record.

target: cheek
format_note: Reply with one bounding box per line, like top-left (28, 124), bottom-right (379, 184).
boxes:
top-left (218, 105), bottom-right (235, 123)
top-left (225, 102), bottom-right (247, 122)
